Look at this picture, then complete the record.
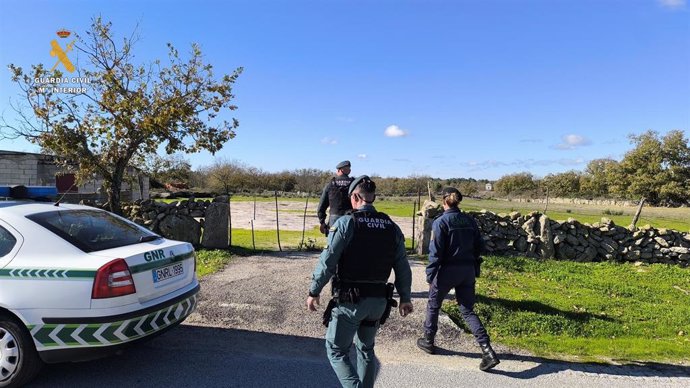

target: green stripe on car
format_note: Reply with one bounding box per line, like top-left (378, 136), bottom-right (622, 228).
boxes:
top-left (0, 268), bottom-right (96, 279)
top-left (28, 294), bottom-right (197, 349)
top-left (0, 251), bottom-right (193, 279)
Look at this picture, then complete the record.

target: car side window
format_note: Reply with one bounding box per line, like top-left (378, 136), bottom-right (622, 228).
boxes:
top-left (0, 225), bottom-right (17, 257)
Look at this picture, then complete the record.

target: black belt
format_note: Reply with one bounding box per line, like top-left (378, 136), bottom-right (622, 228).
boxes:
top-left (338, 281), bottom-right (387, 298)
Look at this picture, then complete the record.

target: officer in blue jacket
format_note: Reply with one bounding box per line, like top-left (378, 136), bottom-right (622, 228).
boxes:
top-left (307, 175), bottom-right (414, 388)
top-left (416, 187), bottom-right (500, 371)
top-left (317, 160), bottom-right (355, 235)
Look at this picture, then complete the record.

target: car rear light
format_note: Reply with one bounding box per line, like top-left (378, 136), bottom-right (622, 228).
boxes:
top-left (92, 258), bottom-right (136, 299)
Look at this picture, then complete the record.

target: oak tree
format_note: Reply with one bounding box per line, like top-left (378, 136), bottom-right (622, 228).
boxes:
top-left (2, 17), bottom-right (242, 213)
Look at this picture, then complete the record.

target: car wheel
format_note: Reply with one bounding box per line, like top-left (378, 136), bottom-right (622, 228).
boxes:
top-left (0, 317), bottom-right (43, 388)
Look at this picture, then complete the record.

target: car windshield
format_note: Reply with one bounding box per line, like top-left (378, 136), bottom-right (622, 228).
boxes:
top-left (27, 209), bottom-right (158, 253)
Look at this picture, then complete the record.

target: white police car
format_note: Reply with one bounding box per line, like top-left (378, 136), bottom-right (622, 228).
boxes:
top-left (0, 186), bottom-right (199, 387)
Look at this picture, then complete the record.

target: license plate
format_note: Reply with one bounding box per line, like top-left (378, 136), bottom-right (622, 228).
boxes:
top-left (152, 263), bottom-right (184, 283)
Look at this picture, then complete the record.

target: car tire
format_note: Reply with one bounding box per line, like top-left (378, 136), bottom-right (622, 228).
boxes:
top-left (0, 316), bottom-right (43, 388)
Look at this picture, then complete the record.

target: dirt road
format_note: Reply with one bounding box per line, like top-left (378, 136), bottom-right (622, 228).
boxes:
top-left (184, 252), bottom-right (689, 386)
top-left (32, 252), bottom-right (690, 387)
top-left (229, 200), bottom-right (414, 237)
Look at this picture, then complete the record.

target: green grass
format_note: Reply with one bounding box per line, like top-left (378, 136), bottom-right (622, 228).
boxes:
top-left (231, 227), bottom-right (327, 251)
top-left (195, 249), bottom-right (233, 277)
top-left (443, 256), bottom-right (690, 363)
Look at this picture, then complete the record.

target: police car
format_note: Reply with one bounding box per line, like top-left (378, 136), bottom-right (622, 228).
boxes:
top-left (0, 186), bottom-right (199, 387)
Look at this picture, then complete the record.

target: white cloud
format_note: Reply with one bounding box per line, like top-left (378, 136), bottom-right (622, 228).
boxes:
top-left (658, 0), bottom-right (686, 10)
top-left (320, 137), bottom-right (338, 145)
top-left (553, 134), bottom-right (591, 150)
top-left (357, 153), bottom-right (367, 159)
top-left (384, 125), bottom-right (408, 138)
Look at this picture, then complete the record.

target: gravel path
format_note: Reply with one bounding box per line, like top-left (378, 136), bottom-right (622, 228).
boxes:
top-left (186, 252), bottom-right (690, 387)
top-left (187, 251), bottom-right (495, 357)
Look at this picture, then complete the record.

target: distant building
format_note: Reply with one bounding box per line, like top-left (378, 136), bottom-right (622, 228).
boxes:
top-left (0, 150), bottom-right (149, 201)
top-left (485, 183), bottom-right (493, 191)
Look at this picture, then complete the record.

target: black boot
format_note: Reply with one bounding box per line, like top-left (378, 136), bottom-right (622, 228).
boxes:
top-left (416, 332), bottom-right (436, 354)
top-left (479, 343), bottom-right (500, 371)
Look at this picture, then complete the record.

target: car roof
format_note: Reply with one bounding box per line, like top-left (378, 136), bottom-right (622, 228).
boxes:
top-left (0, 201), bottom-right (100, 219)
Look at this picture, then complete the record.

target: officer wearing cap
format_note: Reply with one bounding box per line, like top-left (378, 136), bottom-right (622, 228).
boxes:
top-left (317, 161), bottom-right (355, 235)
top-left (307, 175), bottom-right (414, 388)
top-left (416, 187), bottom-right (500, 371)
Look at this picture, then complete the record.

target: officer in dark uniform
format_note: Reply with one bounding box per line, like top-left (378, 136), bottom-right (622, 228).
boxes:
top-left (307, 175), bottom-right (414, 388)
top-left (317, 160), bottom-right (354, 235)
top-left (416, 187), bottom-right (500, 371)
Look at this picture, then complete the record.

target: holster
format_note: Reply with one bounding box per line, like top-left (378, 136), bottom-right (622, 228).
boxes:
top-left (322, 298), bottom-right (337, 327)
top-left (475, 256), bottom-right (484, 277)
top-left (379, 283), bottom-right (398, 325)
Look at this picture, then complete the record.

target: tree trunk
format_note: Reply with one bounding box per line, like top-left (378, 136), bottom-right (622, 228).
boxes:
top-left (107, 165), bottom-right (125, 215)
top-left (107, 182), bottom-right (122, 215)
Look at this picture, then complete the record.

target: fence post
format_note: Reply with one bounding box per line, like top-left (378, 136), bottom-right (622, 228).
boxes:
top-left (251, 219), bottom-right (256, 250)
top-left (275, 191), bottom-right (282, 252)
top-left (630, 197), bottom-right (646, 230)
top-left (411, 199), bottom-right (417, 251)
top-left (228, 194), bottom-right (232, 247)
top-left (300, 195), bottom-right (309, 250)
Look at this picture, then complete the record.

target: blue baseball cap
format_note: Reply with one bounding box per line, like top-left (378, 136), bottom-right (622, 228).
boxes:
top-left (348, 175), bottom-right (376, 196)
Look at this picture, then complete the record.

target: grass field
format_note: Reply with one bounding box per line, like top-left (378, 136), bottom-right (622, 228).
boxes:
top-left (443, 256), bottom-right (690, 363)
top-left (228, 195), bottom-right (690, 231)
top-left (157, 195), bottom-right (690, 231)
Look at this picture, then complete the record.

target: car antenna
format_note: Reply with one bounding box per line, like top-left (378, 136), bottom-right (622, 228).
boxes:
top-left (54, 182), bottom-right (78, 206)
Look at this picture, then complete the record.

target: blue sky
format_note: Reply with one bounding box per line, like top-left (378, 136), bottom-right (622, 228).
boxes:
top-left (0, 0), bottom-right (688, 180)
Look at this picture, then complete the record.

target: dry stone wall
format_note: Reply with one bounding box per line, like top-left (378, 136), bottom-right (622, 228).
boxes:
top-left (113, 196), bottom-right (230, 248)
top-left (415, 202), bottom-right (689, 266)
top-left (472, 210), bottom-right (690, 266)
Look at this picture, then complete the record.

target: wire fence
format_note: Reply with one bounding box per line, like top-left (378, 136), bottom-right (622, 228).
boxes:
top-left (228, 192), bottom-right (420, 252)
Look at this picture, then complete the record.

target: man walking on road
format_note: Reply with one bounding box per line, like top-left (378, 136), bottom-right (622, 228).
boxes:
top-left (307, 175), bottom-right (414, 388)
top-left (317, 160), bottom-right (354, 235)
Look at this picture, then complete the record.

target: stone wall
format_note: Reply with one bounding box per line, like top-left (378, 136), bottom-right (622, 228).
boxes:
top-left (415, 204), bottom-right (689, 266)
top-left (114, 196), bottom-right (230, 248)
top-left (473, 210), bottom-right (690, 266)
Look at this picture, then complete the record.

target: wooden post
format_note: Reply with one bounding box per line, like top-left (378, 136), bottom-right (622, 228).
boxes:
top-left (630, 197), bottom-right (646, 230)
top-left (251, 219), bottom-right (256, 250)
top-left (411, 198), bottom-right (417, 251)
top-left (253, 195), bottom-right (257, 220)
top-left (427, 181), bottom-right (433, 201)
top-left (300, 196), bottom-right (309, 250)
top-left (275, 191), bottom-right (282, 252)
top-left (228, 194), bottom-right (232, 247)
top-left (543, 187), bottom-right (549, 214)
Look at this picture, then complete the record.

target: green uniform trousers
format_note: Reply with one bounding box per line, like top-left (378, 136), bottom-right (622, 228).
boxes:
top-left (325, 297), bottom-right (386, 388)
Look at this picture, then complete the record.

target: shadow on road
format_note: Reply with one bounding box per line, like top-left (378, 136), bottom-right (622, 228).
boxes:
top-left (432, 346), bottom-right (690, 379)
top-left (29, 325), bottom-right (351, 388)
